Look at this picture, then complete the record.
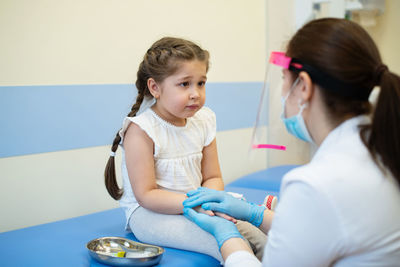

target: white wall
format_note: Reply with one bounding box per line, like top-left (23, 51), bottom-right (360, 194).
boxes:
top-left (362, 0), bottom-right (400, 74)
top-left (0, 0), bottom-right (267, 85)
top-left (264, 0), bottom-right (400, 168)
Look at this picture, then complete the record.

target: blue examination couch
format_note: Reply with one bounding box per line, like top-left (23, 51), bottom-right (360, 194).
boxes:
top-left (0, 165), bottom-right (298, 267)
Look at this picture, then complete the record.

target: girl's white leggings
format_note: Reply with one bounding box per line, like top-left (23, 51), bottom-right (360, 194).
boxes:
top-left (129, 207), bottom-right (267, 263)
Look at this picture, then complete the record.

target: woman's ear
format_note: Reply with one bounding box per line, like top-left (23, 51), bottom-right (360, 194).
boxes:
top-left (147, 78), bottom-right (160, 99)
top-left (298, 71), bottom-right (314, 102)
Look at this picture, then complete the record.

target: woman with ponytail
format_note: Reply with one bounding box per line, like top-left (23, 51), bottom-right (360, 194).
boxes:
top-left (183, 18), bottom-right (400, 266)
top-left (104, 37), bottom-right (266, 262)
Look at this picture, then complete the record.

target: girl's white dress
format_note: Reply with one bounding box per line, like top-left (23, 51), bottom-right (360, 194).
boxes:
top-left (118, 106), bottom-right (216, 230)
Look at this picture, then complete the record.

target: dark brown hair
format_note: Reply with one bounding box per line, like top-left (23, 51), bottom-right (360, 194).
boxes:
top-left (105, 37), bottom-right (210, 200)
top-left (286, 18), bottom-right (400, 183)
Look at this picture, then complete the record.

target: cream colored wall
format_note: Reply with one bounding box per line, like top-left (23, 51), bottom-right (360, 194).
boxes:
top-left (0, 129), bottom-right (267, 232)
top-left (1, 146), bottom-right (121, 232)
top-left (0, 0), bottom-right (266, 86)
top-left (217, 128), bottom-right (267, 185)
top-left (363, 0), bottom-right (400, 74)
top-left (264, 0), bottom-right (400, 168)
top-left (0, 0), bottom-right (267, 232)
top-left (266, 0), bottom-right (311, 168)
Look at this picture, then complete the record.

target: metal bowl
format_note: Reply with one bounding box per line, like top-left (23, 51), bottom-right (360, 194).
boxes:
top-left (87, 237), bottom-right (164, 266)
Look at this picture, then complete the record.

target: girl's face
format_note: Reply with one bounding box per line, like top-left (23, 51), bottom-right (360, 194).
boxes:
top-left (154, 60), bottom-right (207, 126)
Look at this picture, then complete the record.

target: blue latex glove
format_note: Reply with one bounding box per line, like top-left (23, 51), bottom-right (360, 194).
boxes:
top-left (183, 207), bottom-right (243, 249)
top-left (183, 187), bottom-right (265, 227)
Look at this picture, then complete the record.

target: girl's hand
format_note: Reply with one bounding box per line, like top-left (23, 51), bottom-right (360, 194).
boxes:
top-left (194, 206), bottom-right (237, 223)
top-left (194, 205), bottom-right (214, 216)
top-left (214, 211), bottom-right (238, 224)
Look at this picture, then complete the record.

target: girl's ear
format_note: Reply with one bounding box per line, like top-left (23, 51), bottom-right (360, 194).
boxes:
top-left (147, 78), bottom-right (160, 99)
top-left (298, 71), bottom-right (314, 103)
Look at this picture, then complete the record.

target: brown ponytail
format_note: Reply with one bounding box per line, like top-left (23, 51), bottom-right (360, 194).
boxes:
top-left (360, 69), bottom-right (400, 181)
top-left (286, 18), bottom-right (400, 184)
top-left (104, 37), bottom-right (210, 200)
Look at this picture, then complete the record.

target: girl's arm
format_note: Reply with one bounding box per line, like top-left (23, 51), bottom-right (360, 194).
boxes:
top-left (124, 123), bottom-right (186, 214)
top-left (201, 138), bottom-right (239, 222)
top-left (200, 138), bottom-right (224, 190)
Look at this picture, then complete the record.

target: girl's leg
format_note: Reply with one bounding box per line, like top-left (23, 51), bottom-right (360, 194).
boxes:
top-left (129, 207), bottom-right (223, 262)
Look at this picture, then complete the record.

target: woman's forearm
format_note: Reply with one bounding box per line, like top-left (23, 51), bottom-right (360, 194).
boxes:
top-left (138, 189), bottom-right (187, 214)
top-left (220, 237), bottom-right (254, 261)
top-left (259, 209), bottom-right (274, 234)
top-left (219, 210), bottom-right (274, 263)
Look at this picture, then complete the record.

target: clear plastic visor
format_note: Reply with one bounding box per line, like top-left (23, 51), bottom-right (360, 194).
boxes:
top-left (250, 52), bottom-right (292, 151)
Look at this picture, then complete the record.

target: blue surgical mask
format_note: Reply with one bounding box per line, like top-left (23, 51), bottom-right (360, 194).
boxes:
top-left (280, 78), bottom-right (313, 143)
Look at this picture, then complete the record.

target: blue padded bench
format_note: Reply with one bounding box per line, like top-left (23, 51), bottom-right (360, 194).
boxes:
top-left (0, 165), bottom-right (298, 267)
top-left (226, 165), bottom-right (299, 193)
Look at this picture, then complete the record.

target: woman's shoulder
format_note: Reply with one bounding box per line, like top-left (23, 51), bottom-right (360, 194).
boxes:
top-left (281, 148), bottom-right (380, 193)
top-left (280, 143), bottom-right (396, 219)
top-left (282, 116), bottom-right (377, 190)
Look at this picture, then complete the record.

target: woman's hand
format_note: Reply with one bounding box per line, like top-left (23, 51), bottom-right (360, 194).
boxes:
top-left (183, 208), bottom-right (243, 249)
top-left (183, 187), bottom-right (265, 226)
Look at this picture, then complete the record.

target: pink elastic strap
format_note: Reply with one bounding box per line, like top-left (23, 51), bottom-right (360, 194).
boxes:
top-left (252, 144), bottom-right (286, 150)
top-left (269, 51), bottom-right (291, 69)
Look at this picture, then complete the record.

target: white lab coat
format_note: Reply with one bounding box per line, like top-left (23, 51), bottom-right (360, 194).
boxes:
top-left (225, 116), bottom-right (400, 267)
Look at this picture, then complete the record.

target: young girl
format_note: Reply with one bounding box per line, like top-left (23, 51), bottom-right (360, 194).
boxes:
top-left (104, 37), bottom-right (266, 262)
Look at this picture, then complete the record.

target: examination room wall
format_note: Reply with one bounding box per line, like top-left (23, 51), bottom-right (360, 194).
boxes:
top-left (366, 0), bottom-right (400, 75)
top-left (265, 0), bottom-right (400, 168)
top-left (0, 0), bottom-right (268, 232)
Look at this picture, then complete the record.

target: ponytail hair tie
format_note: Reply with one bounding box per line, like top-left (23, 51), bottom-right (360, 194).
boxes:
top-left (374, 64), bottom-right (389, 85)
top-left (110, 151), bottom-right (116, 157)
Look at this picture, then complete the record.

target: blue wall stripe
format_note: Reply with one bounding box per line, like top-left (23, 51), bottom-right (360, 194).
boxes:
top-left (207, 82), bottom-right (263, 131)
top-left (0, 82), bottom-right (264, 158)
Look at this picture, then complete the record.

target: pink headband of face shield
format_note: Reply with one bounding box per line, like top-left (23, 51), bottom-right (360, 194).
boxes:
top-left (269, 51), bottom-right (372, 100)
top-left (269, 52), bottom-right (303, 70)
top-left (269, 52), bottom-right (291, 68)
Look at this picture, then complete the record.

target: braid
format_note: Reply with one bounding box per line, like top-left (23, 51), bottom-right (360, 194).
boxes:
top-left (104, 90), bottom-right (147, 200)
top-left (127, 91), bottom-right (145, 117)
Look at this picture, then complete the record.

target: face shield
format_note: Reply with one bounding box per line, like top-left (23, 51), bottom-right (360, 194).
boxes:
top-left (251, 49), bottom-right (373, 151)
top-left (251, 51), bottom-right (300, 151)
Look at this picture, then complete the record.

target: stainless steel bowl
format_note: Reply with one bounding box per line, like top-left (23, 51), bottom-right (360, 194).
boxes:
top-left (87, 237), bottom-right (164, 266)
